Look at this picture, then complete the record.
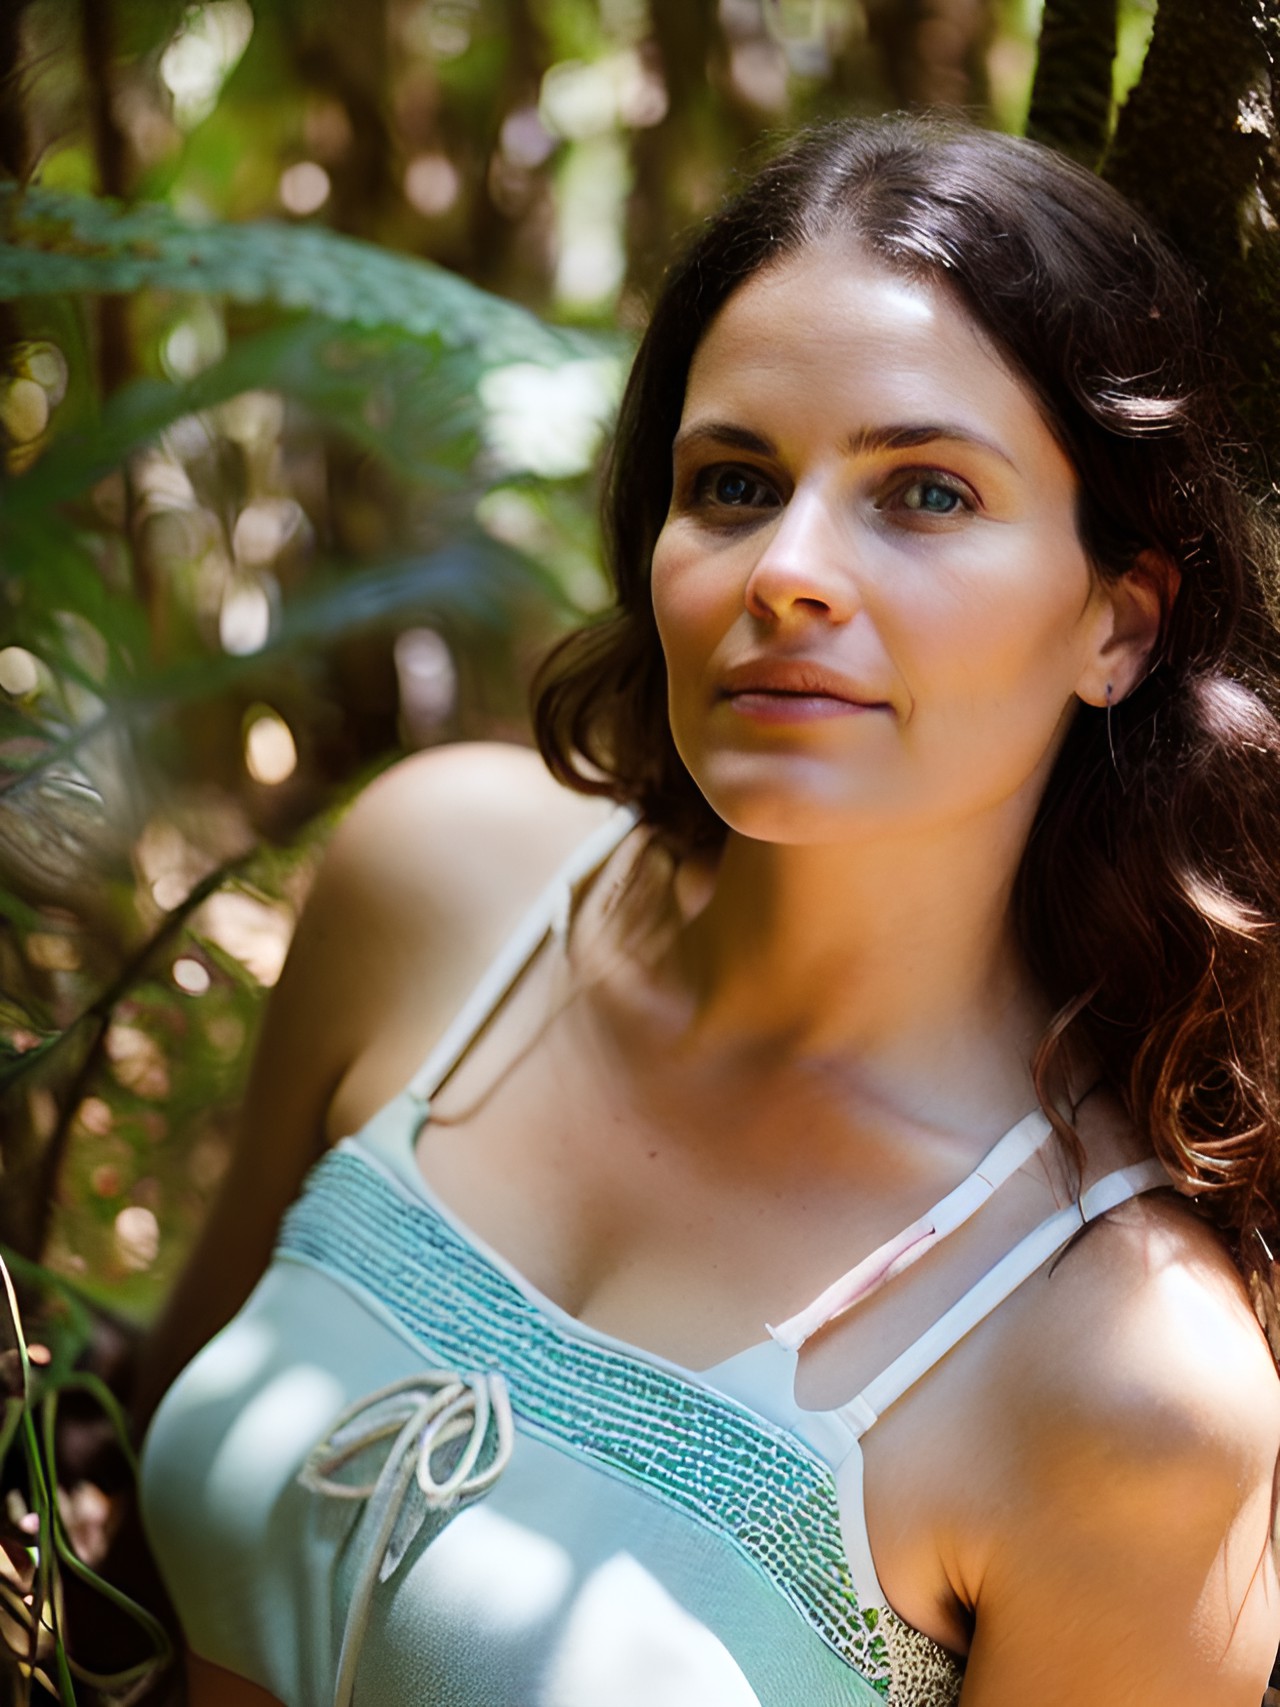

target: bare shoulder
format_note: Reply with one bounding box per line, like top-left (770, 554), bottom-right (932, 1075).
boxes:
top-left (960, 1193), bottom-right (1280, 1705)
top-left (1008, 1192), bottom-right (1280, 1471)
top-left (317, 741), bottom-right (617, 929)
top-left (288, 744), bottom-right (618, 1138)
top-left (333, 739), bottom-right (614, 855)
top-left (134, 747), bottom-right (616, 1415)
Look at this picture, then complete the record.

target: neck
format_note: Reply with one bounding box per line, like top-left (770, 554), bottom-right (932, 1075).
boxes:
top-left (666, 804), bottom-right (1054, 1142)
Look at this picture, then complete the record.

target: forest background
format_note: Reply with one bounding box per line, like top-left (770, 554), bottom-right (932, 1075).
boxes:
top-left (1, 0), bottom-right (1279, 1699)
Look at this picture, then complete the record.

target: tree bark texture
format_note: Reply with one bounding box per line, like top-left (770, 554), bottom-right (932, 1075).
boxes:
top-left (1105, 0), bottom-right (1270, 272)
top-left (1025, 0), bottom-right (1118, 166)
top-left (1104, 0), bottom-right (1280, 488)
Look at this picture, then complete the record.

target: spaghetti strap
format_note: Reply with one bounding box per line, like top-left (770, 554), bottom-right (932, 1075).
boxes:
top-left (768, 1105), bottom-right (1055, 1353)
top-left (407, 804), bottom-right (639, 1103)
top-left (833, 1157), bottom-right (1169, 1438)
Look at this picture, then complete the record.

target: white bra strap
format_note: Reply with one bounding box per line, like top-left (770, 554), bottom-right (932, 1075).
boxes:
top-left (769, 1107), bottom-right (1054, 1353)
top-left (407, 805), bottom-right (639, 1102)
top-left (835, 1158), bottom-right (1170, 1438)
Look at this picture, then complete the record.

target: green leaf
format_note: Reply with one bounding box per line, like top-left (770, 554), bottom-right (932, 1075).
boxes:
top-left (0, 186), bottom-right (591, 368)
top-left (0, 534), bottom-right (562, 815)
top-left (2, 317), bottom-right (485, 520)
top-left (1, 506), bottom-right (147, 664)
top-left (266, 533), bottom-right (570, 644)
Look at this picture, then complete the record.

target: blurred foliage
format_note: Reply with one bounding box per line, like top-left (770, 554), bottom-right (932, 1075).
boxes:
top-left (0, 0), bottom-right (1067, 1335)
top-left (1, 0), bottom-right (1280, 1695)
top-left (0, 1247), bottom-right (172, 1704)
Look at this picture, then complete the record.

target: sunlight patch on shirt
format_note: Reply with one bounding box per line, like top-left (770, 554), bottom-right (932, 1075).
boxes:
top-left (421, 1504), bottom-right (573, 1631)
top-left (546, 1552), bottom-right (762, 1706)
top-left (208, 1364), bottom-right (344, 1542)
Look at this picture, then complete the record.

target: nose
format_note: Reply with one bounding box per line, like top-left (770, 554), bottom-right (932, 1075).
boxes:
top-left (742, 485), bottom-right (858, 625)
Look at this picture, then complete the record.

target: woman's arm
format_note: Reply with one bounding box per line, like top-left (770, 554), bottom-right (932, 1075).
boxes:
top-left (131, 742), bottom-right (612, 1428)
top-left (186, 1651), bottom-right (287, 1707)
top-left (958, 1206), bottom-right (1280, 1706)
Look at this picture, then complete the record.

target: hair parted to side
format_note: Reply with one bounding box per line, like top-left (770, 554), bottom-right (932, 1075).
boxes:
top-left (532, 114), bottom-right (1280, 1332)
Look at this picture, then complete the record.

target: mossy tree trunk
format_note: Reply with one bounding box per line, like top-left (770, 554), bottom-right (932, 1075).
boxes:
top-left (1105, 0), bottom-right (1273, 270)
top-left (1109, 0), bottom-right (1280, 489)
top-left (1025, 0), bottom-right (1118, 167)
top-left (1028, 0), bottom-right (1280, 494)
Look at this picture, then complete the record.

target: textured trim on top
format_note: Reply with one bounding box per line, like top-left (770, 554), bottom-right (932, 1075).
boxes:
top-left (277, 1146), bottom-right (963, 1706)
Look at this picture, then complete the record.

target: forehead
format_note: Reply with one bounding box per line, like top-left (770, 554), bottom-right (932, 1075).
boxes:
top-left (682, 240), bottom-right (1059, 467)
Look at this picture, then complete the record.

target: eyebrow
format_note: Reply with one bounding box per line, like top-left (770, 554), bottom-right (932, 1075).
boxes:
top-left (672, 418), bottom-right (1017, 469)
top-left (672, 422), bottom-right (773, 458)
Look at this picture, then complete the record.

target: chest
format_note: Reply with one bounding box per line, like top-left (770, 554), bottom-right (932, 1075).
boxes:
top-left (328, 965), bottom-right (1057, 1654)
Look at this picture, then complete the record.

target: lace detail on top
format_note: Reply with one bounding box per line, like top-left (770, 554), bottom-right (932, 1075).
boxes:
top-left (278, 1136), bottom-right (962, 1704)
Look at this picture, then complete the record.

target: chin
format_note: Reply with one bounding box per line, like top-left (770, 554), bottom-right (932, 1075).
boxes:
top-left (686, 754), bottom-right (885, 846)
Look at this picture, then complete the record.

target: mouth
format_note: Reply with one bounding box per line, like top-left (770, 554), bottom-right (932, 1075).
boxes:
top-left (717, 658), bottom-right (890, 717)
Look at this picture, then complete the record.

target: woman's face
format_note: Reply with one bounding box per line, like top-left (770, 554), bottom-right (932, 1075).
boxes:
top-left (650, 240), bottom-right (1123, 847)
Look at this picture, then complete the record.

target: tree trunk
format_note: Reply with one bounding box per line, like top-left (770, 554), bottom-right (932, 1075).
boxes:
top-left (80, 0), bottom-right (132, 399)
top-left (288, 0), bottom-right (396, 243)
top-left (625, 0), bottom-right (766, 304)
top-left (0, 0), bottom-right (30, 366)
top-left (1105, 0), bottom-right (1269, 273)
top-left (1025, 0), bottom-right (1118, 166)
top-left (1104, 0), bottom-right (1279, 485)
top-left (465, 0), bottom-right (550, 301)
top-left (862, 0), bottom-right (993, 115)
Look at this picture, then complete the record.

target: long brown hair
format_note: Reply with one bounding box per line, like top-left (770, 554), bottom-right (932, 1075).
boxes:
top-left (532, 115), bottom-right (1280, 1327)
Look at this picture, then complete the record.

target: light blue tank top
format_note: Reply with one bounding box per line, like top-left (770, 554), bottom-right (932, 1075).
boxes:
top-left (140, 808), bottom-right (1167, 1707)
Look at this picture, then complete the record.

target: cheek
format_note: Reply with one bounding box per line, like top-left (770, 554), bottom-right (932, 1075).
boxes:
top-left (893, 535), bottom-right (1095, 699)
top-left (650, 531), bottom-right (729, 674)
top-left (648, 533), bottom-right (679, 643)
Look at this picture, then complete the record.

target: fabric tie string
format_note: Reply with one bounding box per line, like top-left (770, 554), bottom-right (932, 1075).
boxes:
top-left (298, 1369), bottom-right (514, 1707)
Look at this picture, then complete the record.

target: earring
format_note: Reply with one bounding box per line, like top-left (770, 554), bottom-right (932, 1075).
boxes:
top-left (1104, 680), bottom-right (1123, 782)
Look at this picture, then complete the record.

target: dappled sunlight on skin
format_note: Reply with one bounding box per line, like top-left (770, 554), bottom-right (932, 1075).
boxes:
top-left (0, 2), bottom-right (1276, 1699)
top-left (0, 0), bottom-right (1036, 1377)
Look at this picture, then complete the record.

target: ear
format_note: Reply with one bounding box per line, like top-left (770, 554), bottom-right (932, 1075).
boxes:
top-left (1075, 549), bottom-right (1180, 708)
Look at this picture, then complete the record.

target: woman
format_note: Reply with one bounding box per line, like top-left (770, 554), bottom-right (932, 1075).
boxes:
top-left (139, 117), bottom-right (1280, 1706)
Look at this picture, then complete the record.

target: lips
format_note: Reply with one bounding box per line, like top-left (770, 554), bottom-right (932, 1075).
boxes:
top-left (718, 657), bottom-right (888, 709)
